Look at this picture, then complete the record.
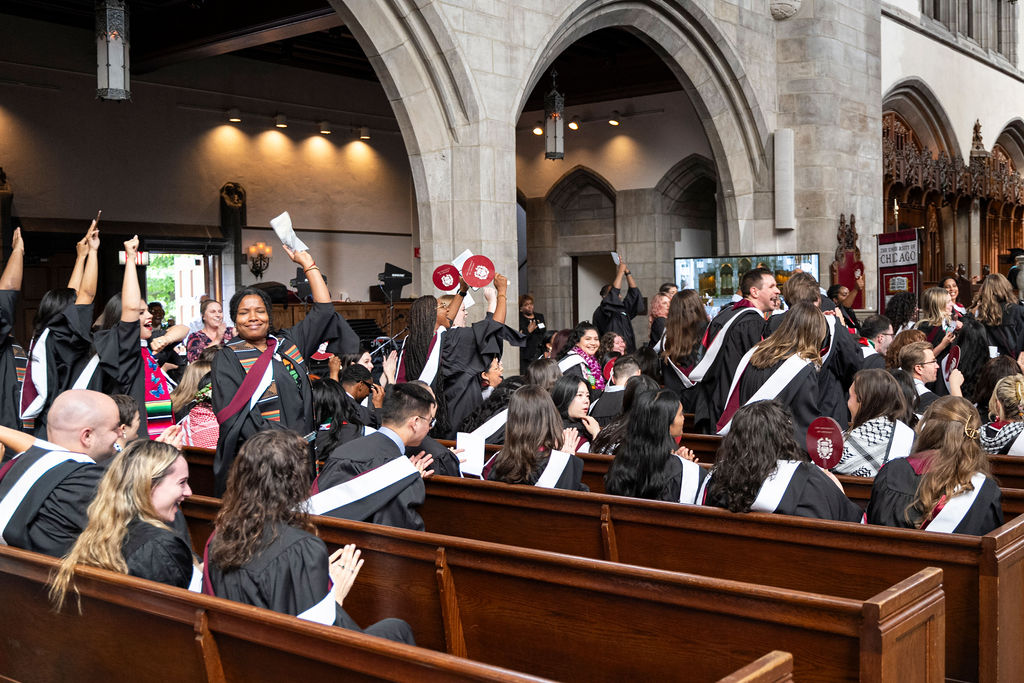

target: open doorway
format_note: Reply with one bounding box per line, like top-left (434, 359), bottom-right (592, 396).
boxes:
top-left (146, 253), bottom-right (211, 328)
top-left (572, 254), bottom-right (617, 324)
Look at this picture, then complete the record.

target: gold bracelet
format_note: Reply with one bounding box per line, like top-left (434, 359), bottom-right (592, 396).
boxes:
top-left (304, 265), bottom-right (320, 274)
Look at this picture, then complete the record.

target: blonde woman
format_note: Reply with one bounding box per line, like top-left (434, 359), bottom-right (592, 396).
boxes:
top-left (868, 396), bottom-right (1002, 535)
top-left (50, 440), bottom-right (195, 610)
top-left (717, 302), bottom-right (825, 444)
top-left (981, 374), bottom-right (1024, 455)
top-left (973, 273), bottom-right (1024, 358)
top-left (169, 359), bottom-right (211, 420)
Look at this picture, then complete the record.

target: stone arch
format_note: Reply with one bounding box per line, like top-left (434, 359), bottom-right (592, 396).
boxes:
top-left (657, 154), bottom-right (719, 258)
top-left (516, 0), bottom-right (772, 253)
top-left (882, 78), bottom-right (960, 158)
top-left (326, 1), bottom-right (483, 292)
top-left (994, 118), bottom-right (1024, 171)
top-left (546, 165), bottom-right (617, 210)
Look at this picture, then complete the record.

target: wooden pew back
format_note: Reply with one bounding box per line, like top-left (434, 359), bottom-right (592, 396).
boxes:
top-left (417, 475), bottom-right (1024, 683)
top-left (0, 544), bottom-right (546, 683)
top-left (181, 496), bottom-right (944, 683)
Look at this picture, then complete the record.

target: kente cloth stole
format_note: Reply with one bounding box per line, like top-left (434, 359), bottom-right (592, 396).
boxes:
top-left (231, 340), bottom-right (282, 422)
top-left (142, 346), bottom-right (173, 438)
top-left (12, 344), bottom-right (31, 431)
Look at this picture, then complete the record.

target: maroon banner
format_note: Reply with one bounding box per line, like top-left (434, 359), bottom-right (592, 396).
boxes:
top-left (877, 229), bottom-right (920, 316)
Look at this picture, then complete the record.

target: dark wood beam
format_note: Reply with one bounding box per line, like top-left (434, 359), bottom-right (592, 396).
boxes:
top-left (134, 2), bottom-right (342, 73)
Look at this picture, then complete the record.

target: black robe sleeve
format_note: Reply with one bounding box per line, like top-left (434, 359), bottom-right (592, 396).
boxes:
top-left (92, 320), bottom-right (148, 432)
top-left (648, 316), bottom-right (666, 348)
top-left (777, 463), bottom-right (864, 522)
top-left (280, 302), bottom-right (341, 360)
top-left (123, 520), bottom-right (194, 588)
top-left (26, 463), bottom-right (104, 558)
top-left (410, 435), bottom-right (462, 477)
top-left (27, 302), bottom-right (96, 437)
top-left (0, 290), bottom-right (21, 430)
top-left (593, 287), bottom-right (640, 352)
top-left (867, 458), bottom-right (921, 529)
top-left (693, 309), bottom-right (766, 434)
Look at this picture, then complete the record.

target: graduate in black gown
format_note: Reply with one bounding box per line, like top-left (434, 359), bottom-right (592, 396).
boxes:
top-left (592, 259), bottom-right (644, 353)
top-left (311, 379), bottom-right (363, 465)
top-left (657, 290), bottom-right (709, 414)
top-left (397, 272), bottom-right (522, 440)
top-left (914, 286), bottom-right (960, 395)
top-left (719, 303), bottom-right (824, 444)
top-left (588, 355), bottom-right (640, 427)
top-left (49, 440), bottom-right (196, 610)
top-left (0, 390), bottom-right (123, 557)
top-left (0, 227), bottom-right (25, 431)
top-left (604, 388), bottom-right (705, 504)
top-left (18, 222), bottom-right (99, 437)
top-left (315, 383), bottom-right (435, 530)
top-left (459, 375), bottom-right (525, 445)
top-left (82, 236), bottom-right (189, 441)
top-left (868, 396), bottom-right (1003, 535)
top-left (973, 274), bottom-right (1024, 358)
top-left (702, 400), bottom-right (863, 522)
top-left (487, 385), bottom-right (587, 491)
top-left (692, 268), bottom-right (776, 434)
top-left (765, 272), bottom-right (863, 425)
top-left (205, 430), bottom-right (415, 644)
top-left (211, 243), bottom-right (350, 495)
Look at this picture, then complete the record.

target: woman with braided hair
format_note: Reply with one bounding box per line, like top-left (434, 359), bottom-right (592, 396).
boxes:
top-left (980, 374), bottom-right (1024, 455)
top-left (868, 396), bottom-right (1003, 534)
top-left (397, 273), bottom-right (523, 439)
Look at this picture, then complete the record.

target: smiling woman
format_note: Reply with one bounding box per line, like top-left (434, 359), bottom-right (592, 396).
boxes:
top-left (49, 440), bottom-right (197, 610)
top-left (210, 244), bottom-right (345, 495)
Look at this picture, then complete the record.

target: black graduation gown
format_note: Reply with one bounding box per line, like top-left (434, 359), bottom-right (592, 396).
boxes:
top-left (766, 312), bottom-right (862, 424)
top-left (90, 320), bottom-right (153, 431)
top-left (122, 518), bottom-right (194, 589)
top-left (561, 360), bottom-right (604, 401)
top-left (0, 447), bottom-right (106, 558)
top-left (0, 289), bottom-right (26, 431)
top-left (436, 314), bottom-right (523, 440)
top-left (867, 457), bottom-right (1003, 535)
top-left (211, 302), bottom-right (337, 495)
top-left (917, 323), bottom-right (952, 396)
top-left (588, 387), bottom-right (625, 427)
top-left (648, 316), bottom-right (666, 349)
top-left (22, 302), bottom-right (94, 437)
top-left (981, 304), bottom-right (1024, 357)
top-left (207, 523), bottom-right (414, 644)
top-left (693, 304), bottom-right (766, 434)
top-left (519, 312), bottom-right (546, 366)
top-left (592, 286), bottom-right (643, 352)
top-left (345, 394), bottom-right (381, 430)
top-left (659, 455), bottom-right (708, 504)
top-left (408, 435), bottom-right (462, 478)
top-left (660, 326), bottom-right (707, 414)
top-left (486, 451), bottom-right (588, 491)
top-left (737, 360), bottom-right (819, 445)
top-left (860, 346), bottom-right (886, 369)
top-left (706, 462), bottom-right (863, 522)
top-left (317, 432), bottom-right (426, 531)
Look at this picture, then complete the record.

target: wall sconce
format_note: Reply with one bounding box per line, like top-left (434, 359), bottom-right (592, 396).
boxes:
top-left (568, 116), bottom-right (581, 131)
top-left (359, 126), bottom-right (370, 140)
top-left (319, 120), bottom-right (332, 135)
top-left (531, 122), bottom-right (543, 136)
top-left (608, 111), bottom-right (621, 126)
top-left (226, 108), bottom-right (241, 123)
top-left (543, 69), bottom-right (564, 160)
top-left (274, 114), bottom-right (287, 129)
top-left (247, 241), bottom-right (272, 279)
top-left (96, 0), bottom-right (130, 100)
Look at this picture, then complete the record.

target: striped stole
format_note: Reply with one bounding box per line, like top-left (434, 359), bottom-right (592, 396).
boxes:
top-left (229, 340), bottom-right (282, 422)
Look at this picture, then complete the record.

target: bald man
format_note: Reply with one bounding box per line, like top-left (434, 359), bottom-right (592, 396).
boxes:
top-left (0, 389), bottom-right (121, 557)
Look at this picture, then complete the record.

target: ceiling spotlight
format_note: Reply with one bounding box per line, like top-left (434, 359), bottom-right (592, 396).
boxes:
top-left (318, 120), bottom-right (331, 135)
top-left (532, 121), bottom-right (543, 136)
top-left (274, 113), bottom-right (287, 129)
top-left (608, 111), bottom-right (621, 126)
top-left (226, 107), bottom-right (241, 123)
top-left (568, 116), bottom-right (581, 131)
top-left (359, 126), bottom-right (370, 140)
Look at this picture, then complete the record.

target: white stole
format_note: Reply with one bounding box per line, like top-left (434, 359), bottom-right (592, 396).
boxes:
top-left (924, 473), bottom-right (988, 533)
top-left (305, 456), bottom-right (419, 516)
top-left (418, 328), bottom-right (447, 385)
top-left (688, 306), bottom-right (763, 383)
top-left (535, 450), bottom-right (572, 489)
top-left (717, 351), bottom-right (812, 435)
top-left (18, 329), bottom-right (50, 419)
top-left (0, 445), bottom-right (94, 544)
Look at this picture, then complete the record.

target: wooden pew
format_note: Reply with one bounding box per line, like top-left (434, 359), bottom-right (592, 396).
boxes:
top-left (719, 651), bottom-right (793, 683)
top-left (181, 495), bottom-right (943, 683)
top-left (414, 475), bottom-right (1024, 683)
top-left (0, 544), bottom-right (546, 683)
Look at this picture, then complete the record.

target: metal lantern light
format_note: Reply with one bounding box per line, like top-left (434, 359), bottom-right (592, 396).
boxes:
top-left (96, 0), bottom-right (130, 101)
top-left (543, 70), bottom-right (564, 161)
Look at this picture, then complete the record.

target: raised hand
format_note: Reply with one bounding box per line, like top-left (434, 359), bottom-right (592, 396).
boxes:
top-left (328, 544), bottom-right (364, 606)
top-left (409, 451), bottom-right (435, 478)
top-left (11, 227), bottom-right (23, 253)
top-left (282, 243), bottom-right (314, 269)
top-left (124, 235), bottom-right (139, 259)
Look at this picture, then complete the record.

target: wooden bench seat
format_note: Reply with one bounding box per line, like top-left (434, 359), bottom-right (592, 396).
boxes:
top-left (181, 495), bottom-right (943, 683)
top-left (412, 475), bottom-right (1023, 683)
top-left (718, 651), bottom-right (793, 683)
top-left (0, 544), bottom-right (546, 683)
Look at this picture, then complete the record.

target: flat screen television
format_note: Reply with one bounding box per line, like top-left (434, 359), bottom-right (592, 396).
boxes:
top-left (673, 253), bottom-right (821, 315)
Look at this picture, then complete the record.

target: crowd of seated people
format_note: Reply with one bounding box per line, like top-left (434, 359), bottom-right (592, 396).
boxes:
top-left (1, 223), bottom-right (1020, 650)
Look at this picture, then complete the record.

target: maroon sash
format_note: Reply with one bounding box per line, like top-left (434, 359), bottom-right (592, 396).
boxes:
top-left (216, 338), bottom-right (277, 424)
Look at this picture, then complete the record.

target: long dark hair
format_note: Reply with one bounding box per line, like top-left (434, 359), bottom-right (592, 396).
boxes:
top-left (33, 288), bottom-right (77, 339)
top-left (603, 389), bottom-right (680, 498)
top-left (849, 369), bottom-right (910, 430)
top-left (209, 430), bottom-right (314, 570)
top-left (591, 375), bottom-right (660, 454)
top-left (705, 401), bottom-right (808, 513)
top-left (954, 316), bottom-right (990, 400)
top-left (460, 376), bottom-right (525, 433)
top-left (403, 295), bottom-right (437, 381)
top-left (888, 368), bottom-right (919, 426)
top-left (560, 322), bottom-right (598, 360)
top-left (971, 355), bottom-right (1022, 415)
top-left (491, 385), bottom-right (564, 484)
top-left (525, 358), bottom-right (562, 391)
top-left (663, 290), bottom-right (708, 366)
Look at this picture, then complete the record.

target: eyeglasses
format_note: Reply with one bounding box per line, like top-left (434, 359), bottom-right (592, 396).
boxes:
top-left (918, 360), bottom-right (939, 367)
top-left (416, 415), bottom-right (437, 428)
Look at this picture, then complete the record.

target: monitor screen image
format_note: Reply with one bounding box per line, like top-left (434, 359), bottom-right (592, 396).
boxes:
top-left (673, 253), bottom-right (820, 316)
